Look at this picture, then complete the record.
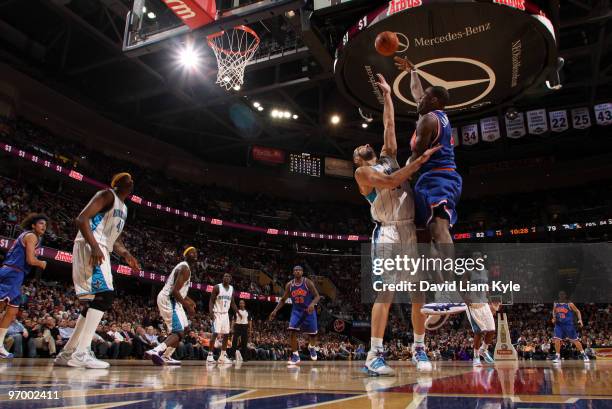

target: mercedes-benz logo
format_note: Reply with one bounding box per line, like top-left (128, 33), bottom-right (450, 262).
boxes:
top-left (394, 32), bottom-right (409, 53)
top-left (392, 57), bottom-right (496, 109)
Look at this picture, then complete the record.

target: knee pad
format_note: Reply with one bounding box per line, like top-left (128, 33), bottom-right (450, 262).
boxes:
top-left (89, 291), bottom-right (115, 312)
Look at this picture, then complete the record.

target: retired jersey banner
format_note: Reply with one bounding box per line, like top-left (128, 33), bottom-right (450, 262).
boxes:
top-left (505, 113), bottom-right (526, 139)
top-left (480, 117), bottom-right (501, 142)
top-left (526, 109), bottom-right (548, 135)
top-left (594, 103), bottom-right (612, 126)
top-left (461, 124), bottom-right (479, 146)
top-left (452, 127), bottom-right (459, 147)
top-left (549, 110), bottom-right (568, 133)
top-left (571, 107), bottom-right (591, 129)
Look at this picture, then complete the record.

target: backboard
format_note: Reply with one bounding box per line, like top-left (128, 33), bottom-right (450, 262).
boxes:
top-left (123, 0), bottom-right (306, 56)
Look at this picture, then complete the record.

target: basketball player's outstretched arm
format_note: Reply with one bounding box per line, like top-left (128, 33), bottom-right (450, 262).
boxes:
top-left (355, 145), bottom-right (442, 190)
top-left (305, 279), bottom-right (321, 314)
top-left (113, 237), bottom-right (140, 270)
top-left (75, 190), bottom-right (114, 266)
top-left (375, 74), bottom-right (397, 158)
top-left (269, 282), bottom-right (291, 321)
top-left (569, 303), bottom-right (584, 327)
top-left (394, 56), bottom-right (424, 102)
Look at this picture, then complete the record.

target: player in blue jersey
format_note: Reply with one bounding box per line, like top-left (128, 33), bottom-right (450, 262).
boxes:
top-left (0, 213), bottom-right (48, 358)
top-left (552, 290), bottom-right (589, 363)
top-left (395, 57), bottom-right (467, 322)
top-left (269, 265), bottom-right (321, 366)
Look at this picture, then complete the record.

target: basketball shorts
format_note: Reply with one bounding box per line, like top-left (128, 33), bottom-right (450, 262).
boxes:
top-left (0, 266), bottom-right (24, 307)
top-left (158, 293), bottom-right (189, 333)
top-left (371, 221), bottom-right (418, 286)
top-left (414, 169), bottom-right (462, 227)
top-left (466, 303), bottom-right (495, 333)
top-left (72, 241), bottom-right (113, 300)
top-left (554, 323), bottom-right (578, 341)
top-left (288, 308), bottom-right (318, 334)
top-left (212, 311), bottom-right (230, 335)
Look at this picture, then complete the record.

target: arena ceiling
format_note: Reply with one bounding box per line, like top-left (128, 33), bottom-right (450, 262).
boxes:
top-left (0, 0), bottom-right (611, 167)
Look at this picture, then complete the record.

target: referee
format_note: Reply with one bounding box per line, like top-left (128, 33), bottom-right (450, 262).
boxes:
top-left (231, 300), bottom-right (251, 361)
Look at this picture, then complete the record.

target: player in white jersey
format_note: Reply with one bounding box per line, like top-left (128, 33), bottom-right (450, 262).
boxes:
top-left (145, 246), bottom-right (197, 366)
top-left (55, 172), bottom-right (140, 369)
top-left (207, 273), bottom-right (242, 364)
top-left (353, 74), bottom-right (441, 375)
top-left (466, 252), bottom-right (496, 366)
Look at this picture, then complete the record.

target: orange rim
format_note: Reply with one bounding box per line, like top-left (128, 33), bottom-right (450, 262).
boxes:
top-left (207, 25), bottom-right (260, 56)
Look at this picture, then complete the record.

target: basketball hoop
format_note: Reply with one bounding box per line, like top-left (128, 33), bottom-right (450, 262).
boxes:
top-left (207, 25), bottom-right (260, 90)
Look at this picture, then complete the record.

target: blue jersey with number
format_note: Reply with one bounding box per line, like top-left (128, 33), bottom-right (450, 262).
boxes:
top-left (411, 110), bottom-right (456, 172)
top-left (554, 303), bottom-right (575, 325)
top-left (290, 279), bottom-right (313, 311)
top-left (2, 231), bottom-right (39, 274)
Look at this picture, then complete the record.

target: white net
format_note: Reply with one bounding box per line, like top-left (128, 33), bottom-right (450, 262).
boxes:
top-left (207, 25), bottom-right (260, 90)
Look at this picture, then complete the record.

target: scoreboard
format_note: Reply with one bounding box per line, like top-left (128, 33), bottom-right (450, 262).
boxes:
top-left (289, 153), bottom-right (321, 177)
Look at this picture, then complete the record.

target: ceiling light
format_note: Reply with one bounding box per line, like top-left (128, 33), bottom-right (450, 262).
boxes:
top-left (331, 115), bottom-right (340, 125)
top-left (361, 123), bottom-right (368, 128)
top-left (147, 11), bottom-right (156, 19)
top-left (253, 102), bottom-right (261, 108)
top-left (257, 106), bottom-right (264, 111)
top-left (292, 114), bottom-right (298, 119)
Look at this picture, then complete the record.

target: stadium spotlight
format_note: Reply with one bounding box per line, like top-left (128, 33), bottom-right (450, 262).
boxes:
top-left (147, 11), bottom-right (156, 19)
top-left (331, 115), bottom-right (341, 125)
top-left (233, 85), bottom-right (241, 91)
top-left (178, 45), bottom-right (200, 69)
top-left (271, 109), bottom-right (279, 118)
top-left (283, 111), bottom-right (291, 119)
top-left (253, 102), bottom-right (261, 108)
top-left (362, 123), bottom-right (368, 128)
top-left (257, 106), bottom-right (264, 112)
top-left (292, 114), bottom-right (298, 119)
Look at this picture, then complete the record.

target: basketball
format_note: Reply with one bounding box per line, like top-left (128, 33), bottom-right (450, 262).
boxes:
top-left (375, 31), bottom-right (399, 56)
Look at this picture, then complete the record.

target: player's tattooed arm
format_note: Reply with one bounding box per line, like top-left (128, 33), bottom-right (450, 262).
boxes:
top-left (209, 285), bottom-right (219, 317)
top-left (375, 74), bottom-right (397, 158)
top-left (75, 190), bottom-right (113, 266)
top-left (113, 237), bottom-right (140, 270)
top-left (305, 279), bottom-right (321, 315)
top-left (355, 145), bottom-right (441, 190)
top-left (23, 233), bottom-right (46, 270)
top-left (409, 113), bottom-right (438, 163)
top-left (394, 56), bottom-right (423, 102)
top-left (569, 303), bottom-right (584, 327)
top-left (269, 282), bottom-right (291, 321)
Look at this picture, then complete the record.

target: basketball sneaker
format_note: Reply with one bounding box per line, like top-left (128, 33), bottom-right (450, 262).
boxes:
top-left (206, 353), bottom-right (216, 364)
top-left (473, 356), bottom-right (483, 367)
top-left (424, 314), bottom-right (450, 331)
top-left (421, 302), bottom-right (467, 315)
top-left (162, 355), bottom-right (181, 366)
top-left (217, 354), bottom-right (232, 365)
top-left (145, 349), bottom-right (165, 366)
top-left (288, 352), bottom-right (301, 366)
top-left (68, 350), bottom-right (110, 369)
top-left (54, 348), bottom-right (75, 366)
top-left (309, 345), bottom-right (318, 361)
top-left (0, 346), bottom-right (13, 359)
top-left (479, 349), bottom-right (495, 364)
top-left (363, 352), bottom-right (395, 376)
top-left (412, 346), bottom-right (432, 372)
top-left (235, 350), bottom-right (243, 362)
top-left (580, 353), bottom-right (590, 362)
top-left (552, 355), bottom-right (561, 363)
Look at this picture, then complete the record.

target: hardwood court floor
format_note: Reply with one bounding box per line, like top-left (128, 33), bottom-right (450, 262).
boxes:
top-left (0, 359), bottom-right (610, 408)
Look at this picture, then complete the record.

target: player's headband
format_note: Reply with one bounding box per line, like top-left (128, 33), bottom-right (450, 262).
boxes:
top-left (110, 172), bottom-right (132, 188)
top-left (183, 246), bottom-right (196, 257)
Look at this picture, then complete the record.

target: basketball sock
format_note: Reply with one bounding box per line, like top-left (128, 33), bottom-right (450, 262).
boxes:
top-left (75, 308), bottom-right (104, 354)
top-left (63, 314), bottom-right (86, 350)
top-left (154, 342), bottom-right (168, 353)
top-left (163, 347), bottom-right (175, 358)
top-left (479, 343), bottom-right (488, 352)
top-left (413, 333), bottom-right (425, 348)
top-left (369, 337), bottom-right (383, 353)
top-left (0, 327), bottom-right (7, 346)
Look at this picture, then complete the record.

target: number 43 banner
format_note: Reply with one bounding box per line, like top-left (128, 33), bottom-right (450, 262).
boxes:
top-left (594, 103), bottom-right (612, 126)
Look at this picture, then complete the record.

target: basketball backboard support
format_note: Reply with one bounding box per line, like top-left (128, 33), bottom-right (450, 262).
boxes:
top-left (123, 0), bottom-right (306, 56)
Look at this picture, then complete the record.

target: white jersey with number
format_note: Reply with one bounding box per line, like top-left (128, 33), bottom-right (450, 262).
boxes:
top-left (213, 284), bottom-right (234, 313)
top-left (159, 261), bottom-right (191, 299)
top-left (365, 156), bottom-right (414, 224)
top-left (75, 189), bottom-right (128, 250)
